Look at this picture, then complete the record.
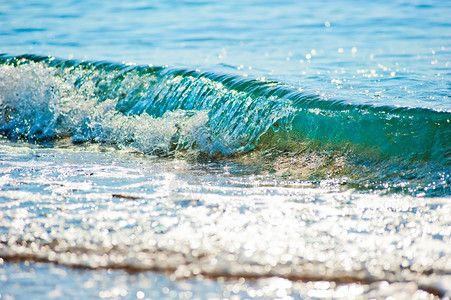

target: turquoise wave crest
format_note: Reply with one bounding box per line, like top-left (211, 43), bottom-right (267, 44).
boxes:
top-left (0, 54), bottom-right (449, 166)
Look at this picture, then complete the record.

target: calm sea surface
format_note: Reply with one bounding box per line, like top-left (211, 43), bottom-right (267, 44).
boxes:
top-left (0, 0), bottom-right (450, 299)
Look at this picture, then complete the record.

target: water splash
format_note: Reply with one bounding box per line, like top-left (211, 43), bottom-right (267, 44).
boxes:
top-left (0, 54), bottom-right (450, 195)
top-left (0, 54), bottom-right (294, 156)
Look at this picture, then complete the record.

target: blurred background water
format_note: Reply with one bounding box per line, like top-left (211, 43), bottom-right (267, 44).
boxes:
top-left (1, 0), bottom-right (450, 110)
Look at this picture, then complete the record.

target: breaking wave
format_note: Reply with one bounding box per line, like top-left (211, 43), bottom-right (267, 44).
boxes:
top-left (0, 54), bottom-right (450, 195)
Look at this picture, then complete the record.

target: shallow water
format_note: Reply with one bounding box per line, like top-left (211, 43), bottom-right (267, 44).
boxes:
top-left (2, 262), bottom-right (448, 299)
top-left (1, 0), bottom-right (450, 299)
top-left (0, 140), bottom-right (450, 298)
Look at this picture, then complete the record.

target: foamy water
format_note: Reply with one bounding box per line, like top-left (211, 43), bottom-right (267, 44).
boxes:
top-left (0, 140), bottom-right (450, 298)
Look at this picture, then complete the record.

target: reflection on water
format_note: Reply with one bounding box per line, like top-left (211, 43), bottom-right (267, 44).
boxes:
top-left (1, 262), bottom-right (445, 299)
top-left (1, 0), bottom-right (451, 298)
top-left (0, 141), bottom-right (450, 298)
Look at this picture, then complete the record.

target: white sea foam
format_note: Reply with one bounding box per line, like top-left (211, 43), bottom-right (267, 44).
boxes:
top-left (0, 62), bottom-right (227, 156)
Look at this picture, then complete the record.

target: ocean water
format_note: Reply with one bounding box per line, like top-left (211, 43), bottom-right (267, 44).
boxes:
top-left (0, 0), bottom-right (450, 299)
